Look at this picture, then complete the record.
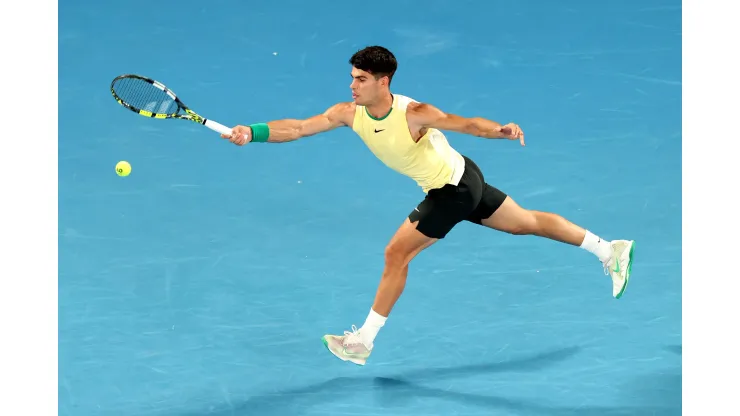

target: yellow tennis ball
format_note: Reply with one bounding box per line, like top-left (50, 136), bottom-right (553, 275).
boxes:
top-left (116, 161), bottom-right (131, 177)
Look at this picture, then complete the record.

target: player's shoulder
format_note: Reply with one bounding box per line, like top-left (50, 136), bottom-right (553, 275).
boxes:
top-left (395, 94), bottom-right (435, 114)
top-left (324, 101), bottom-right (357, 125)
top-left (405, 101), bottom-right (424, 112)
top-left (326, 101), bottom-right (357, 114)
top-left (404, 101), bottom-right (441, 119)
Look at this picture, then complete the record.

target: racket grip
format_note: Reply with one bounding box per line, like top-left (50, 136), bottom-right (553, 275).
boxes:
top-left (204, 119), bottom-right (233, 136)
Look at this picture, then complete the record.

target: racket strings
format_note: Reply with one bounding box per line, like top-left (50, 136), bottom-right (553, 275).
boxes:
top-left (113, 78), bottom-right (179, 115)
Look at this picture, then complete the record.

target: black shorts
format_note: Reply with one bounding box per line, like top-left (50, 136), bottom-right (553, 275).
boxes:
top-left (408, 156), bottom-right (507, 239)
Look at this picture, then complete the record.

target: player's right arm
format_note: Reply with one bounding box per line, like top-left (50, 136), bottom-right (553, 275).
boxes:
top-left (222, 102), bottom-right (354, 146)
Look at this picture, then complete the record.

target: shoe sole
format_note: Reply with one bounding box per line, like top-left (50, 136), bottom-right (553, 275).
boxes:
top-left (614, 240), bottom-right (635, 299)
top-left (321, 336), bottom-right (367, 366)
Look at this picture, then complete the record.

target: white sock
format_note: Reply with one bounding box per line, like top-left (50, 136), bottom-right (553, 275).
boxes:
top-left (359, 308), bottom-right (386, 349)
top-left (580, 231), bottom-right (612, 263)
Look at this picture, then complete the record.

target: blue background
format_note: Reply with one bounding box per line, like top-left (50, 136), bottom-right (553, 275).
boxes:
top-left (59, 0), bottom-right (681, 414)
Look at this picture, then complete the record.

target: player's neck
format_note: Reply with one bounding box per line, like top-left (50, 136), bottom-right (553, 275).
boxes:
top-left (365, 93), bottom-right (393, 119)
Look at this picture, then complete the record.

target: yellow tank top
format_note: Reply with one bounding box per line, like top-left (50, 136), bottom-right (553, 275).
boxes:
top-left (352, 94), bottom-right (465, 193)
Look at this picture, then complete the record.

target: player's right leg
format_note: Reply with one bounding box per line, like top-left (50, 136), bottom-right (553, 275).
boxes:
top-left (321, 217), bottom-right (437, 365)
top-left (321, 158), bottom-right (486, 365)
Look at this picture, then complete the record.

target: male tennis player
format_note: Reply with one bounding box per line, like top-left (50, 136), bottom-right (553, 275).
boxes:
top-left (222, 46), bottom-right (635, 366)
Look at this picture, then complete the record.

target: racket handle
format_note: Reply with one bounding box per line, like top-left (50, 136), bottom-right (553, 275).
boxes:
top-left (204, 119), bottom-right (233, 136)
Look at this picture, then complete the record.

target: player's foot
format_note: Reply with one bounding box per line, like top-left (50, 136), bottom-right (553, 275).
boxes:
top-left (321, 325), bottom-right (372, 366)
top-left (604, 240), bottom-right (635, 299)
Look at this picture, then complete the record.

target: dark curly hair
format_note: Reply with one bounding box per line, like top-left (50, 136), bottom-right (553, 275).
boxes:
top-left (349, 46), bottom-right (398, 85)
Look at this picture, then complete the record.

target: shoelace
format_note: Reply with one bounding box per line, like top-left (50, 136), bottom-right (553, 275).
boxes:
top-left (342, 325), bottom-right (363, 347)
top-left (603, 257), bottom-right (617, 276)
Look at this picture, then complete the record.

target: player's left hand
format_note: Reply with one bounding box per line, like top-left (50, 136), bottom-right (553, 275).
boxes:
top-left (498, 123), bottom-right (525, 146)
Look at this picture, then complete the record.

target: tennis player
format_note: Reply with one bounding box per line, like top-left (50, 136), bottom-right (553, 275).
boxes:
top-left (222, 46), bottom-right (635, 366)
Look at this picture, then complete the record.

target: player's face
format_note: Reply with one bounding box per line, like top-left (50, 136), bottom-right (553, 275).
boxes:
top-left (350, 67), bottom-right (387, 105)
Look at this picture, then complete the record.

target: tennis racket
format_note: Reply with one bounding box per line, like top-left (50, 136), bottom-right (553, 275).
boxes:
top-left (110, 74), bottom-right (233, 136)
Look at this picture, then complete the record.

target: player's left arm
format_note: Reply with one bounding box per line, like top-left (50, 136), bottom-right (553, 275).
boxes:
top-left (407, 102), bottom-right (525, 146)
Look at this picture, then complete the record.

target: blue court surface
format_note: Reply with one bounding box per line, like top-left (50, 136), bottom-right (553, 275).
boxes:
top-left (59, 0), bottom-right (681, 414)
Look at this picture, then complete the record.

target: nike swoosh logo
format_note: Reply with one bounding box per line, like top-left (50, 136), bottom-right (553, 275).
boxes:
top-left (374, 129), bottom-right (384, 133)
top-left (342, 347), bottom-right (368, 357)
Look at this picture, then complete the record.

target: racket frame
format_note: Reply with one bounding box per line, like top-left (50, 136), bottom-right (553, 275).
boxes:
top-left (110, 74), bottom-right (232, 136)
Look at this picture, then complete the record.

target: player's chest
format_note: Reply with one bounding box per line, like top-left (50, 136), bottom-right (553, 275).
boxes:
top-left (365, 127), bottom-right (418, 151)
top-left (364, 121), bottom-right (422, 147)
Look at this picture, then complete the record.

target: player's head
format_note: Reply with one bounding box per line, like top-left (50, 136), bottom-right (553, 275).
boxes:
top-left (349, 46), bottom-right (397, 105)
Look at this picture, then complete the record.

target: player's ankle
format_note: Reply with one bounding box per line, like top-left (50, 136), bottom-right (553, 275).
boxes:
top-left (360, 308), bottom-right (387, 349)
top-left (580, 231), bottom-right (611, 262)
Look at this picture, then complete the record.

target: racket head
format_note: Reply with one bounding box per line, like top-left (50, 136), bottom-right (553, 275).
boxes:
top-left (110, 74), bottom-right (190, 120)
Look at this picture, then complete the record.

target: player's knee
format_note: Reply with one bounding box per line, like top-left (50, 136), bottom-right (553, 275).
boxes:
top-left (507, 211), bottom-right (539, 235)
top-left (507, 225), bottom-right (533, 235)
top-left (384, 244), bottom-right (403, 267)
top-left (384, 242), bottom-right (410, 269)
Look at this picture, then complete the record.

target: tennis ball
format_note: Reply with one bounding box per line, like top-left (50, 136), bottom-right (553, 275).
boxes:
top-left (116, 161), bottom-right (131, 177)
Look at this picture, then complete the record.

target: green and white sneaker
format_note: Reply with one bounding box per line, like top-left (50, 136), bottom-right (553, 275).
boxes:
top-left (321, 325), bottom-right (372, 366)
top-left (604, 240), bottom-right (635, 299)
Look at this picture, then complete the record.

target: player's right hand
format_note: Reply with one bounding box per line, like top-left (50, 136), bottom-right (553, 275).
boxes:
top-left (221, 125), bottom-right (252, 146)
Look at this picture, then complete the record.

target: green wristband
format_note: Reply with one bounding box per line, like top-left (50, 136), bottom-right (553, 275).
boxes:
top-left (249, 123), bottom-right (270, 142)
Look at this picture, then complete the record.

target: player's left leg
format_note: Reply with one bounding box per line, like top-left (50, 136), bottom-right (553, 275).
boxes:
top-left (470, 189), bottom-right (635, 298)
top-left (460, 158), bottom-right (634, 298)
